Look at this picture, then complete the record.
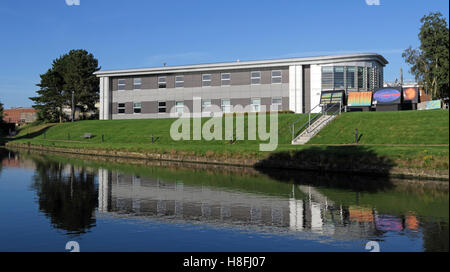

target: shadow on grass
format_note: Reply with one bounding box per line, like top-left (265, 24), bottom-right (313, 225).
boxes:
top-left (254, 145), bottom-right (396, 192)
top-left (10, 125), bottom-right (54, 142)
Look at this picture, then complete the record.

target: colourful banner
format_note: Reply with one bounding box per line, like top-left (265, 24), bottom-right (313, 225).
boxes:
top-left (347, 91), bottom-right (372, 107)
top-left (418, 100), bottom-right (441, 110)
top-left (373, 88), bottom-right (402, 104)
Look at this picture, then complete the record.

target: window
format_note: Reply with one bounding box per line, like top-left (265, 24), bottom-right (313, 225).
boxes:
top-left (202, 99), bottom-right (211, 112)
top-left (251, 98), bottom-right (261, 112)
top-left (118, 79), bottom-right (126, 91)
top-left (251, 71), bottom-right (261, 85)
top-left (271, 70), bottom-right (282, 84)
top-left (358, 67), bottom-right (365, 89)
top-left (333, 67), bottom-right (345, 89)
top-left (322, 67), bottom-right (333, 90)
top-left (175, 101), bottom-right (184, 113)
top-left (202, 74), bottom-right (211, 87)
top-left (118, 103), bottom-right (125, 114)
top-left (272, 97), bottom-right (282, 111)
top-left (175, 75), bottom-right (184, 88)
top-left (158, 76), bottom-right (166, 88)
top-left (221, 99), bottom-right (231, 113)
top-left (133, 102), bottom-right (141, 113)
top-left (221, 73), bottom-right (231, 86)
top-left (346, 67), bottom-right (355, 89)
top-left (133, 78), bottom-right (142, 89)
top-left (158, 101), bottom-right (166, 113)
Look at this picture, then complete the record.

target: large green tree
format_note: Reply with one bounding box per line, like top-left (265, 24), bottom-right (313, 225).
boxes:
top-left (30, 49), bottom-right (100, 123)
top-left (403, 12), bottom-right (449, 99)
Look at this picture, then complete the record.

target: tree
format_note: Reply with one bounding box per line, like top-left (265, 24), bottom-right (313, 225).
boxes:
top-left (30, 49), bottom-right (100, 123)
top-left (402, 12), bottom-right (449, 99)
top-left (0, 101), bottom-right (5, 136)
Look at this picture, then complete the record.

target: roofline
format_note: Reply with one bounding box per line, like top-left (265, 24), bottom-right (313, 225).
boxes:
top-left (94, 53), bottom-right (389, 77)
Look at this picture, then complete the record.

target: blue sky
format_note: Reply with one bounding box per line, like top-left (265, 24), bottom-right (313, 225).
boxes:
top-left (0, 0), bottom-right (448, 108)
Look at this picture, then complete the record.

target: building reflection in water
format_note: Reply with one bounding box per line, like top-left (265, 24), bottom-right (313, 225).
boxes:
top-left (96, 168), bottom-right (423, 241)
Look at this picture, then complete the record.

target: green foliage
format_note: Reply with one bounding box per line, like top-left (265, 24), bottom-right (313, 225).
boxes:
top-left (30, 49), bottom-right (100, 123)
top-left (403, 12), bottom-right (449, 99)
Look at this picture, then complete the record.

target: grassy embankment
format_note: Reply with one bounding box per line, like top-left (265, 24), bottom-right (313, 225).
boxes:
top-left (5, 110), bottom-right (449, 172)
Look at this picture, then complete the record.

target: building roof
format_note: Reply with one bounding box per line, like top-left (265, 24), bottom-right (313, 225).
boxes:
top-left (94, 53), bottom-right (389, 77)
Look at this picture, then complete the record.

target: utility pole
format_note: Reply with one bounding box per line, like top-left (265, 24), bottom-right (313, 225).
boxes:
top-left (71, 91), bottom-right (74, 122)
top-left (400, 67), bottom-right (404, 87)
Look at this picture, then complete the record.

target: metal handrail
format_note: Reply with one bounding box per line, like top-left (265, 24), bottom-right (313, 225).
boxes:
top-left (290, 102), bottom-right (342, 141)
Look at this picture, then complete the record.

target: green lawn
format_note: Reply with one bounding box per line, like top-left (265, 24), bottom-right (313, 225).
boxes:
top-left (6, 110), bottom-right (449, 171)
top-left (310, 109), bottom-right (449, 145)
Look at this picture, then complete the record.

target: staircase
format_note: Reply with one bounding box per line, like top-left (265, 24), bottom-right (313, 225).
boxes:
top-left (289, 102), bottom-right (342, 145)
top-left (292, 114), bottom-right (337, 144)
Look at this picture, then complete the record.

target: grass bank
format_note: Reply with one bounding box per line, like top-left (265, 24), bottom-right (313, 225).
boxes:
top-left (5, 110), bottom-right (449, 178)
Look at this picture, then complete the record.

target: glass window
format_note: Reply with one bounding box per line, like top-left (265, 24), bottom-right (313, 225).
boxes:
top-left (271, 70), bottom-right (282, 84)
top-left (118, 103), bottom-right (125, 114)
top-left (175, 101), bottom-right (184, 113)
top-left (251, 98), bottom-right (261, 112)
top-left (346, 67), bottom-right (355, 89)
top-left (175, 75), bottom-right (184, 88)
top-left (358, 67), bottom-right (364, 89)
top-left (158, 101), bottom-right (166, 113)
top-left (221, 99), bottom-right (231, 113)
top-left (321, 67), bottom-right (333, 90)
top-left (133, 102), bottom-right (141, 113)
top-left (272, 97), bottom-right (282, 111)
top-left (158, 76), bottom-right (166, 88)
top-left (133, 78), bottom-right (142, 89)
top-left (251, 71), bottom-right (261, 85)
top-left (221, 73), bottom-right (231, 86)
top-left (202, 74), bottom-right (211, 87)
top-left (118, 79), bottom-right (126, 91)
top-left (334, 67), bottom-right (345, 89)
top-left (202, 99), bottom-right (211, 112)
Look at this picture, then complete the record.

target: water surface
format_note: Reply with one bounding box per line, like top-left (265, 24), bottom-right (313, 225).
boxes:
top-left (0, 149), bottom-right (448, 252)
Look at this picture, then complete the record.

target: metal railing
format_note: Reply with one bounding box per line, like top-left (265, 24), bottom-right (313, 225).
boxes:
top-left (290, 102), bottom-right (343, 141)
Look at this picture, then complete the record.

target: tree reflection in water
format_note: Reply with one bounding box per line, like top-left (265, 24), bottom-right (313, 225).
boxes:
top-left (30, 160), bottom-right (98, 235)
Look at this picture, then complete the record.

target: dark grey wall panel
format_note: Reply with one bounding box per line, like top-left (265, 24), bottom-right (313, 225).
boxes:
top-left (184, 100), bottom-right (193, 112)
top-left (261, 97), bottom-right (272, 109)
top-left (125, 102), bottom-right (133, 114)
top-left (112, 102), bottom-right (118, 114)
top-left (282, 97), bottom-right (289, 111)
top-left (231, 98), bottom-right (251, 107)
top-left (303, 65), bottom-right (311, 113)
top-left (142, 76), bottom-right (157, 89)
top-left (142, 101), bottom-right (157, 114)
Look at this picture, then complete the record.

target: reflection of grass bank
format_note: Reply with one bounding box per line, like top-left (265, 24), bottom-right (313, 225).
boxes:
top-left (20, 151), bottom-right (306, 200)
top-left (14, 149), bottom-right (450, 222)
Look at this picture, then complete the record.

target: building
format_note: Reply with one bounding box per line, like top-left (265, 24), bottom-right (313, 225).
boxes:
top-left (2, 108), bottom-right (37, 125)
top-left (95, 53), bottom-right (388, 120)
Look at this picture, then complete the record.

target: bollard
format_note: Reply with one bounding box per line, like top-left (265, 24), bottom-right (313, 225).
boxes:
top-left (355, 129), bottom-right (358, 144)
top-left (102, 134), bottom-right (104, 142)
top-left (151, 134), bottom-right (154, 144)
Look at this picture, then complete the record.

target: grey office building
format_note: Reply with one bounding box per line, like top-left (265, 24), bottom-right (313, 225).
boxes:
top-left (95, 53), bottom-right (388, 120)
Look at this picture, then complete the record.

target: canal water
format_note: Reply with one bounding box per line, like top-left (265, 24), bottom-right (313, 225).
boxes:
top-left (0, 148), bottom-right (448, 252)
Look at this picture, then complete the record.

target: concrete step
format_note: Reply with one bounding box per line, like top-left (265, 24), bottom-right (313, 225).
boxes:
top-left (292, 114), bottom-right (337, 145)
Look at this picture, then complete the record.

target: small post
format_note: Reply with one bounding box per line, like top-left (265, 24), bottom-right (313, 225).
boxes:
top-left (102, 134), bottom-right (104, 142)
top-left (355, 129), bottom-right (358, 144)
top-left (151, 134), bottom-right (154, 144)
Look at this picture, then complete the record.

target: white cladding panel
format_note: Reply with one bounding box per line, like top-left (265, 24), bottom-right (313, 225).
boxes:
top-left (310, 65), bottom-right (322, 113)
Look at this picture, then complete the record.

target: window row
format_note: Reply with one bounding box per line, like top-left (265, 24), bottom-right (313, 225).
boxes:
top-left (117, 70), bottom-right (283, 90)
top-left (116, 98), bottom-right (283, 114)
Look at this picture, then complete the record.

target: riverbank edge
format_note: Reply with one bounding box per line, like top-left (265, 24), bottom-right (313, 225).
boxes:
top-left (4, 142), bottom-right (449, 180)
